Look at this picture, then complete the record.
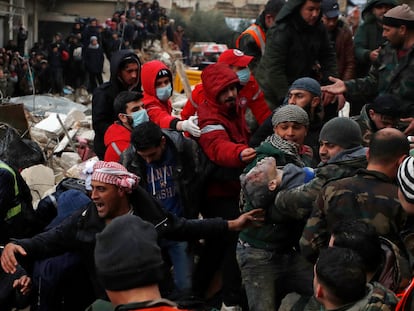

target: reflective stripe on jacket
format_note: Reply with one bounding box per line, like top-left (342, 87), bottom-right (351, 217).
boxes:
top-left (0, 161), bottom-right (21, 220)
top-left (236, 24), bottom-right (266, 55)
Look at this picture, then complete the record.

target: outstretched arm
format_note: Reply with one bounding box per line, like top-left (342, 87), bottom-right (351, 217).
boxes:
top-left (321, 76), bottom-right (347, 95)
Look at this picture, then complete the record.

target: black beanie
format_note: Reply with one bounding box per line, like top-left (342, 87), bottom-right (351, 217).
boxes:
top-left (319, 117), bottom-right (362, 149)
top-left (94, 214), bottom-right (164, 291)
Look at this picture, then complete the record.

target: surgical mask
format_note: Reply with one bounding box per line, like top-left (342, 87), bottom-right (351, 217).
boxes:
top-left (237, 68), bottom-right (250, 85)
top-left (127, 109), bottom-right (149, 127)
top-left (156, 83), bottom-right (172, 101)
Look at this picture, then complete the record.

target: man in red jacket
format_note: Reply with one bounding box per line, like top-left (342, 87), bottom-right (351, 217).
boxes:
top-left (104, 91), bottom-right (147, 162)
top-left (181, 49), bottom-right (272, 132)
top-left (141, 60), bottom-right (200, 137)
top-left (195, 62), bottom-right (256, 311)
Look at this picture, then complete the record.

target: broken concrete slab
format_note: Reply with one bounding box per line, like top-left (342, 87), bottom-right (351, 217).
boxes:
top-left (34, 113), bottom-right (67, 136)
top-left (9, 94), bottom-right (89, 115)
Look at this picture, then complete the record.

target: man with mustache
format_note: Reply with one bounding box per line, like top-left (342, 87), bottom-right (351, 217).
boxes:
top-left (195, 63), bottom-right (256, 311)
top-left (255, 0), bottom-right (337, 110)
top-left (322, 4), bottom-right (414, 134)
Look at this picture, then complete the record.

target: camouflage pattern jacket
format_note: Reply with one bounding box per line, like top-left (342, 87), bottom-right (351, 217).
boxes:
top-left (294, 282), bottom-right (398, 311)
top-left (268, 147), bottom-right (367, 224)
top-left (300, 169), bottom-right (407, 263)
top-left (345, 42), bottom-right (414, 117)
top-left (351, 105), bottom-right (377, 147)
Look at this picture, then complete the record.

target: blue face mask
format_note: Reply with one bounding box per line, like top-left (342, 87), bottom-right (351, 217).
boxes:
top-left (156, 83), bottom-right (172, 101)
top-left (130, 109), bottom-right (149, 127)
top-left (237, 68), bottom-right (251, 85)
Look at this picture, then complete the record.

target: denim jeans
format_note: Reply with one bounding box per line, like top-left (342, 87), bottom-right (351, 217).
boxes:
top-left (160, 239), bottom-right (193, 292)
top-left (236, 241), bottom-right (313, 311)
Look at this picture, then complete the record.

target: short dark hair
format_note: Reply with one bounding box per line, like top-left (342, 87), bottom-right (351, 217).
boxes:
top-left (369, 128), bottom-right (409, 164)
top-left (131, 121), bottom-right (163, 151)
top-left (331, 220), bottom-right (382, 273)
top-left (113, 91), bottom-right (143, 116)
top-left (316, 247), bottom-right (366, 306)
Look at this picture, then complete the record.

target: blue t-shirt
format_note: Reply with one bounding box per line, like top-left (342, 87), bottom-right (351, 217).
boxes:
top-left (145, 146), bottom-right (182, 216)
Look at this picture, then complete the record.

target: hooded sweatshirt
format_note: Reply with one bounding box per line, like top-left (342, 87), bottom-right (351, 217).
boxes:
top-left (103, 122), bottom-right (131, 162)
top-left (92, 50), bottom-right (141, 159)
top-left (198, 63), bottom-right (250, 198)
top-left (141, 60), bottom-right (180, 130)
top-left (181, 76), bottom-right (271, 126)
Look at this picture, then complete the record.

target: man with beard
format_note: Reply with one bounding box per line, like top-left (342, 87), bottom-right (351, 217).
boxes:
top-left (104, 91), bottom-right (147, 162)
top-left (255, 0), bottom-right (337, 110)
top-left (354, 0), bottom-right (397, 78)
top-left (322, 4), bottom-right (414, 130)
top-left (195, 63), bottom-right (256, 311)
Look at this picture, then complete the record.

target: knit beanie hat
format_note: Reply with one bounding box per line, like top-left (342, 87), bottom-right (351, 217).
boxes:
top-left (383, 4), bottom-right (414, 29)
top-left (271, 105), bottom-right (309, 127)
top-left (92, 161), bottom-right (139, 193)
top-left (398, 156), bottom-right (414, 204)
top-left (289, 77), bottom-right (321, 97)
top-left (94, 214), bottom-right (164, 291)
top-left (157, 68), bottom-right (170, 79)
top-left (319, 117), bottom-right (362, 149)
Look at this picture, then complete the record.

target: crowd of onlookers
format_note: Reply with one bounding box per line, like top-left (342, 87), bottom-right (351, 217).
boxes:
top-left (0, 0), bottom-right (181, 98)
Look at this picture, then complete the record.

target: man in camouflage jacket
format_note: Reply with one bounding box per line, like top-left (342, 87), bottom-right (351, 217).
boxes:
top-left (351, 94), bottom-right (401, 146)
top-left (322, 4), bottom-right (414, 118)
top-left (301, 128), bottom-right (410, 262)
top-left (268, 118), bottom-right (367, 225)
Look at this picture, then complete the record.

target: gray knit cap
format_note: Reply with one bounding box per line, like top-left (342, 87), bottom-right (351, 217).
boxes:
top-left (319, 117), bottom-right (362, 149)
top-left (398, 156), bottom-right (414, 204)
top-left (271, 105), bottom-right (309, 127)
top-left (288, 77), bottom-right (321, 97)
top-left (383, 4), bottom-right (414, 29)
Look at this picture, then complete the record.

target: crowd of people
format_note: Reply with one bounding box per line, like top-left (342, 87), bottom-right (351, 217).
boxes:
top-left (0, 0), bottom-right (187, 98)
top-left (1, 0), bottom-right (414, 310)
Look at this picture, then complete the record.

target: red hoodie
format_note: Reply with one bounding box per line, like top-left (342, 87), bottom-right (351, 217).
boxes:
top-left (141, 60), bottom-right (180, 130)
top-left (198, 63), bottom-right (251, 197)
top-left (181, 75), bottom-right (271, 125)
top-left (104, 122), bottom-right (131, 162)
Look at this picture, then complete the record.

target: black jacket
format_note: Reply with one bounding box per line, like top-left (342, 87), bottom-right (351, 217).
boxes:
top-left (92, 50), bottom-right (141, 159)
top-left (255, 0), bottom-right (337, 109)
top-left (15, 186), bottom-right (228, 296)
top-left (121, 129), bottom-right (203, 219)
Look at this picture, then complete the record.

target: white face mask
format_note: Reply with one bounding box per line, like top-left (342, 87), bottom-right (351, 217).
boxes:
top-left (156, 83), bottom-right (172, 101)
